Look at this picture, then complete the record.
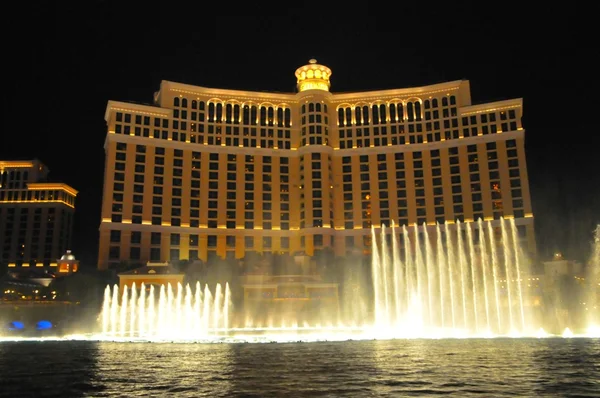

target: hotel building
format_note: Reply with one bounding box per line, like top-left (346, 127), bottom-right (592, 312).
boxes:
top-left (98, 59), bottom-right (534, 270)
top-left (0, 160), bottom-right (77, 269)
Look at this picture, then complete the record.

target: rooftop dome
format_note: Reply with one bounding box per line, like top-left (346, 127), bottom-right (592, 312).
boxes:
top-left (294, 59), bottom-right (332, 92)
top-left (60, 250), bottom-right (76, 261)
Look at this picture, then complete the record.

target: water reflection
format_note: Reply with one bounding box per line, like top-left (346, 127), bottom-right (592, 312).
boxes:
top-left (1, 339), bottom-right (599, 397)
top-left (93, 342), bottom-right (235, 397)
top-left (0, 341), bottom-right (101, 398)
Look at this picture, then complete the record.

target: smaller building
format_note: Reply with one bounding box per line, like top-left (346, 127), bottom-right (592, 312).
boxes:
top-left (57, 250), bottom-right (79, 275)
top-left (543, 252), bottom-right (584, 279)
top-left (242, 274), bottom-right (339, 327)
top-left (118, 261), bottom-right (184, 290)
top-left (538, 252), bottom-right (587, 332)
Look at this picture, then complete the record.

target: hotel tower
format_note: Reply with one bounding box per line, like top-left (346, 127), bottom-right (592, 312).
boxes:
top-left (0, 160), bottom-right (77, 269)
top-left (98, 59), bottom-right (534, 270)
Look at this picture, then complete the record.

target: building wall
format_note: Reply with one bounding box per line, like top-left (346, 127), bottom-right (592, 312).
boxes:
top-left (98, 75), bottom-right (535, 270)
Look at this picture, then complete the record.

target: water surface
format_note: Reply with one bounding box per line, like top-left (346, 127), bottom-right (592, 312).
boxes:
top-left (1, 338), bottom-right (599, 397)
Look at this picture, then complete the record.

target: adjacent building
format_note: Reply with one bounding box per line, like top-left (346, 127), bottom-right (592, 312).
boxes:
top-left (0, 160), bottom-right (77, 269)
top-left (98, 59), bottom-right (535, 270)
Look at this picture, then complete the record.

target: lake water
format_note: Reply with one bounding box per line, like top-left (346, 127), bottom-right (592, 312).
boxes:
top-left (1, 338), bottom-right (599, 397)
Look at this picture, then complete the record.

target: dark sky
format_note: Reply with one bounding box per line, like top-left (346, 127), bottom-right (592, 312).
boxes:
top-left (1, 2), bottom-right (598, 266)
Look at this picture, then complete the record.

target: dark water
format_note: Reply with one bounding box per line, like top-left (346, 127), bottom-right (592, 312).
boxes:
top-left (1, 338), bottom-right (599, 397)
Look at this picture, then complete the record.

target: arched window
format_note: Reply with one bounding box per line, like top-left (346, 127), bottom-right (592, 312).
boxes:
top-left (208, 102), bottom-right (215, 121)
top-left (302, 104), bottom-right (306, 114)
top-left (372, 105), bottom-right (380, 125)
top-left (267, 107), bottom-right (274, 126)
top-left (432, 98), bottom-right (438, 108)
top-left (233, 104), bottom-right (240, 123)
top-left (250, 106), bottom-right (258, 125)
top-left (192, 100), bottom-right (198, 109)
top-left (379, 104), bottom-right (387, 123)
top-left (174, 97), bottom-right (180, 107)
top-left (345, 108), bottom-right (352, 126)
top-left (389, 103), bottom-right (396, 122)
top-left (309, 103), bottom-right (315, 112)
top-left (415, 101), bottom-right (422, 121)
top-left (277, 108), bottom-right (284, 127)
top-left (243, 105), bottom-right (250, 125)
top-left (226, 104), bottom-right (233, 123)
top-left (397, 103), bottom-right (404, 121)
top-left (199, 101), bottom-right (205, 111)
top-left (407, 102), bottom-right (414, 122)
top-left (362, 105), bottom-right (370, 125)
top-left (284, 108), bottom-right (291, 127)
top-left (338, 108), bottom-right (344, 126)
top-left (450, 95), bottom-right (456, 105)
top-left (424, 99), bottom-right (430, 109)
top-left (216, 103), bottom-right (223, 122)
top-left (181, 98), bottom-right (188, 108)
top-left (355, 107), bottom-right (362, 126)
top-left (260, 107), bottom-right (267, 126)
top-left (316, 103), bottom-right (322, 112)
top-left (442, 96), bottom-right (448, 107)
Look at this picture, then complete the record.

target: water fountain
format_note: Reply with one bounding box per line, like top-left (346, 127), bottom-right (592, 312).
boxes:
top-left (585, 225), bottom-right (600, 336)
top-left (101, 281), bottom-right (231, 341)
top-left (91, 217), bottom-right (540, 342)
top-left (369, 217), bottom-right (532, 338)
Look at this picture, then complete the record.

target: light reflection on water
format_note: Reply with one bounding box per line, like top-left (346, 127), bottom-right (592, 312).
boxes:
top-left (1, 338), bottom-right (600, 397)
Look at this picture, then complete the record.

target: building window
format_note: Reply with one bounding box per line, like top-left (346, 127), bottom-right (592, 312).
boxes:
top-left (150, 248), bottom-right (160, 261)
top-left (110, 230), bottom-right (121, 243)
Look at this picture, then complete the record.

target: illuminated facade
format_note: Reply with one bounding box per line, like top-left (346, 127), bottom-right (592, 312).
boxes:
top-left (0, 160), bottom-right (78, 269)
top-left (98, 59), bottom-right (535, 270)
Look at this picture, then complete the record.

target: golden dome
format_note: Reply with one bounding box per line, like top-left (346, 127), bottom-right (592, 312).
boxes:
top-left (294, 59), bottom-right (332, 92)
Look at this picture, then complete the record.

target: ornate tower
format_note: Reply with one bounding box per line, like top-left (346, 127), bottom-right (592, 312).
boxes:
top-left (294, 59), bottom-right (334, 256)
top-left (295, 59), bottom-right (332, 92)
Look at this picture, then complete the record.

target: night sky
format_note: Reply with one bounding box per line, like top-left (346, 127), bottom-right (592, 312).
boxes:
top-left (2, 3), bottom-right (597, 267)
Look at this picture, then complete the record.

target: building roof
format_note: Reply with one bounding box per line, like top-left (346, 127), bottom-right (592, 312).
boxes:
top-left (4, 268), bottom-right (56, 287)
top-left (59, 250), bottom-right (77, 262)
top-left (118, 262), bottom-right (184, 276)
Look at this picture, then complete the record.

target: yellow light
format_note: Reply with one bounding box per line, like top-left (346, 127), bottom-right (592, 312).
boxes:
top-left (298, 81), bottom-right (330, 92)
top-left (0, 199), bottom-right (75, 209)
top-left (0, 161), bottom-right (34, 169)
top-left (50, 263), bottom-right (57, 267)
top-left (28, 183), bottom-right (78, 196)
top-left (8, 263), bottom-right (16, 268)
top-left (102, 218), bottom-right (112, 222)
top-left (36, 263), bottom-right (44, 267)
